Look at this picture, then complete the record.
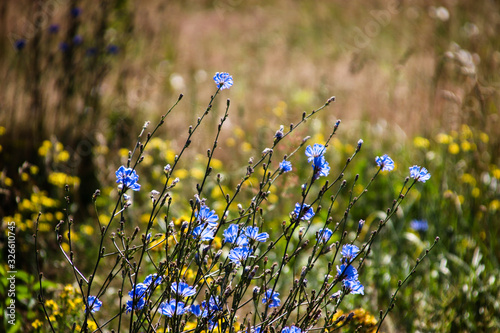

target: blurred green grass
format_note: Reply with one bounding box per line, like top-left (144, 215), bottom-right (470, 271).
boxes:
top-left (1, 0), bottom-right (499, 332)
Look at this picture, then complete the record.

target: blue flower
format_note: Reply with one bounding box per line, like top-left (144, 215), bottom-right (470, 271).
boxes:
top-left (282, 326), bottom-right (302, 333)
top-left (293, 203), bottom-right (315, 221)
top-left (59, 42), bottom-right (69, 52)
top-left (107, 44), bottom-right (119, 55)
top-left (312, 155), bottom-right (330, 178)
top-left (223, 224), bottom-right (248, 246)
top-left (196, 205), bottom-right (219, 227)
top-left (143, 274), bottom-right (163, 289)
top-left (202, 296), bottom-right (223, 318)
top-left (159, 299), bottom-right (187, 317)
top-left (115, 166), bottom-right (141, 191)
top-left (252, 327), bottom-right (262, 333)
top-left (73, 35), bottom-right (83, 45)
top-left (192, 225), bottom-right (216, 241)
top-left (375, 154), bottom-right (395, 172)
top-left (171, 282), bottom-right (196, 298)
top-left (262, 289), bottom-right (280, 308)
top-left (213, 72), bottom-right (233, 90)
top-left (87, 296), bottom-right (102, 313)
top-left (410, 165), bottom-right (431, 183)
top-left (190, 304), bottom-right (202, 317)
top-left (344, 278), bottom-right (365, 295)
top-left (317, 228), bottom-right (333, 243)
top-left (305, 144), bottom-right (326, 162)
top-left (70, 7), bottom-right (81, 18)
top-left (245, 226), bottom-right (269, 242)
top-left (128, 283), bottom-right (148, 299)
top-left (228, 247), bottom-right (252, 265)
top-left (279, 160), bottom-right (292, 173)
top-left (14, 39), bottom-right (26, 51)
top-left (336, 264), bottom-right (359, 281)
top-left (410, 219), bottom-right (428, 232)
top-left (48, 24), bottom-right (60, 34)
top-left (341, 244), bottom-right (360, 263)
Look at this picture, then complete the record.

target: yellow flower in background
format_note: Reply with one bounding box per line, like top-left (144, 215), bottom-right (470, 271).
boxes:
top-left (174, 168), bottom-right (189, 179)
top-left (191, 168), bottom-right (205, 180)
top-left (489, 200), bottom-right (500, 212)
top-left (62, 242), bottom-right (70, 252)
top-left (332, 137), bottom-right (343, 151)
top-left (241, 142), bottom-right (252, 153)
top-left (94, 145), bottom-right (109, 155)
top-left (226, 137), bottom-right (236, 147)
top-left (471, 187), bottom-right (480, 198)
top-left (413, 136), bottom-right (430, 149)
top-left (272, 101), bottom-right (287, 117)
top-left (81, 225), bottom-right (94, 236)
top-left (55, 211), bottom-right (64, 220)
top-left (461, 173), bottom-right (476, 186)
top-left (48, 172), bottom-right (80, 188)
top-left (0, 126), bottom-right (5, 135)
top-left (166, 149), bottom-right (176, 163)
top-left (479, 132), bottom-right (489, 143)
top-left (345, 143), bottom-right (355, 155)
top-left (233, 126), bottom-right (245, 139)
top-left (38, 140), bottom-right (52, 156)
top-left (211, 158), bottom-right (223, 170)
top-left (448, 143), bottom-right (460, 154)
top-left (461, 141), bottom-right (473, 152)
top-left (493, 168), bottom-right (500, 179)
top-left (436, 133), bottom-right (452, 144)
top-left (119, 148), bottom-right (129, 157)
top-left (31, 319), bottom-right (43, 329)
top-left (21, 172), bottom-right (29, 181)
top-left (87, 320), bottom-right (97, 331)
top-left (460, 124), bottom-right (473, 140)
top-left (4, 177), bottom-right (13, 186)
top-left (458, 195), bottom-right (465, 205)
top-left (30, 165), bottom-right (39, 174)
top-left (56, 150), bottom-right (70, 162)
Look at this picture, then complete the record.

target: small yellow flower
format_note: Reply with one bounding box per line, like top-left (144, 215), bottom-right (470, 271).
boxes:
top-left (62, 242), bottom-right (70, 252)
top-left (461, 173), bottom-right (476, 186)
top-left (87, 320), bottom-right (97, 331)
top-left (413, 136), bottom-right (430, 149)
top-left (436, 133), bottom-right (452, 144)
top-left (56, 150), bottom-right (70, 162)
top-left (21, 172), bottom-right (29, 181)
top-left (479, 132), bottom-right (489, 143)
top-left (460, 141), bottom-right (472, 152)
top-left (241, 142), bottom-right (252, 153)
top-left (30, 165), bottom-right (39, 174)
top-left (493, 168), bottom-right (500, 179)
top-left (448, 143), bottom-right (460, 155)
top-left (81, 225), bottom-right (94, 236)
top-left (45, 300), bottom-right (59, 310)
top-left (211, 158), bottom-right (223, 170)
top-left (226, 137), bottom-right (236, 147)
top-left (471, 187), bottom-right (480, 198)
top-left (0, 126), bottom-right (5, 135)
top-left (173, 168), bottom-right (189, 179)
top-left (233, 126), bottom-right (245, 139)
top-left (4, 177), bottom-right (13, 186)
top-left (191, 168), bottom-right (205, 180)
top-left (119, 148), bottom-right (130, 157)
top-left (31, 319), bottom-right (43, 329)
top-left (489, 200), bottom-right (500, 212)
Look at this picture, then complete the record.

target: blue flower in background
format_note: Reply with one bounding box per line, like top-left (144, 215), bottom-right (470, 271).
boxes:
top-left (59, 42), bottom-right (69, 52)
top-left (293, 203), bottom-right (315, 221)
top-left (202, 296), bottom-right (223, 318)
top-left (305, 144), bottom-right (326, 162)
top-left (48, 24), bottom-right (60, 34)
top-left (14, 39), bottom-right (26, 51)
top-left (282, 326), bottom-right (302, 333)
top-left (192, 225), bottom-right (216, 241)
top-left (116, 166), bottom-right (141, 191)
top-left (126, 284), bottom-right (148, 313)
top-left (317, 228), bottom-right (333, 243)
top-left (375, 154), bottom-right (395, 171)
top-left (73, 35), bottom-right (83, 45)
top-left (159, 299), bottom-right (187, 317)
top-left (70, 7), bottom-right (81, 18)
top-left (213, 72), bottom-right (233, 90)
top-left (279, 160), bottom-right (292, 173)
top-left (245, 226), bottom-right (269, 242)
top-left (262, 289), bottom-right (281, 308)
top-left (341, 244), bottom-right (360, 263)
top-left (87, 296), bottom-right (102, 313)
top-left (196, 205), bottom-right (219, 227)
top-left (228, 247), bottom-right (252, 265)
top-left (410, 165), bottom-right (431, 183)
top-left (411, 219), bottom-right (428, 232)
top-left (171, 282), bottom-right (196, 298)
top-left (107, 44), bottom-right (119, 55)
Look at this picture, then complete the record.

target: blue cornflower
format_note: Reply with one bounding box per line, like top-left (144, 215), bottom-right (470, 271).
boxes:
top-left (107, 44), bottom-right (119, 55)
top-left (213, 72), bottom-right (233, 90)
top-left (223, 224), bottom-right (249, 246)
top-left (171, 282), bottom-right (196, 298)
top-left (87, 296), bottom-right (102, 313)
top-left (115, 166), bottom-right (141, 191)
top-left (245, 226), bottom-right (269, 242)
top-left (196, 205), bottom-right (219, 227)
top-left (279, 160), bottom-right (292, 173)
top-left (282, 326), bottom-right (302, 333)
top-left (48, 24), bottom-right (60, 34)
top-left (14, 39), bottom-right (26, 51)
top-left (73, 35), bottom-right (83, 45)
top-left (293, 203), bottom-right (315, 221)
top-left (70, 7), bottom-right (81, 18)
top-left (126, 295), bottom-right (146, 313)
top-left (305, 144), bottom-right (326, 162)
top-left (192, 225), bottom-right (216, 241)
top-left (336, 264), bottom-right (359, 281)
top-left (190, 304), bottom-right (202, 317)
top-left (228, 247), bottom-right (252, 265)
top-left (262, 289), bottom-right (280, 308)
top-left (143, 274), bottom-right (163, 289)
top-left (375, 154), bottom-right (395, 172)
top-left (344, 278), bottom-right (365, 295)
top-left (410, 165), bottom-right (431, 183)
top-left (410, 219), bottom-right (428, 232)
top-left (341, 244), bottom-right (360, 263)
top-left (159, 299), bottom-right (187, 317)
top-left (317, 228), bottom-right (333, 243)
top-left (202, 296), bottom-right (223, 318)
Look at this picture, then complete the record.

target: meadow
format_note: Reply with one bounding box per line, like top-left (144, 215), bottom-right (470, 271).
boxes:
top-left (1, 0), bottom-right (499, 332)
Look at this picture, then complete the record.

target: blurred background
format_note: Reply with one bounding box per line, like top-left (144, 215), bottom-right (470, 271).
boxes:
top-left (1, 0), bottom-right (499, 332)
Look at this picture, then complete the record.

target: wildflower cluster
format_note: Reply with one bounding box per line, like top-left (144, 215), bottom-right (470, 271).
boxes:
top-left (34, 72), bottom-right (437, 333)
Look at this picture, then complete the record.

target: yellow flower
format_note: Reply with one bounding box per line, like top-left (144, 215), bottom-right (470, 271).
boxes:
top-left (119, 148), bottom-right (129, 157)
top-left (21, 172), bottom-right (29, 181)
top-left (460, 173), bottom-right (476, 186)
top-left (191, 168), bottom-right (205, 180)
top-left (87, 320), bottom-right (97, 331)
top-left (142, 154), bottom-right (154, 166)
top-left (493, 168), bottom-right (500, 180)
top-left (81, 225), bottom-right (94, 236)
top-left (56, 150), bottom-right (70, 162)
top-left (211, 158), bottom-right (223, 170)
top-left (226, 137), bottom-right (236, 147)
top-left (489, 200), bottom-right (500, 212)
top-left (233, 126), bottom-right (245, 139)
top-left (31, 319), bottom-right (43, 329)
top-left (48, 172), bottom-right (80, 188)
top-left (4, 177), bottom-right (13, 186)
top-left (62, 242), bottom-right (70, 252)
top-left (173, 168), bottom-right (189, 179)
top-left (479, 132), bottom-right (489, 143)
top-left (241, 142), bottom-right (252, 153)
top-left (448, 143), bottom-right (460, 155)
top-left (166, 149), bottom-right (176, 163)
top-left (0, 126), bottom-right (5, 135)
top-left (413, 136), bottom-right (430, 149)
top-left (472, 187), bottom-right (480, 198)
top-left (30, 165), bottom-right (39, 174)
top-left (272, 100), bottom-right (287, 117)
top-left (94, 145), bottom-right (109, 155)
top-left (45, 299), bottom-right (59, 311)
top-left (460, 141), bottom-right (472, 152)
top-left (436, 133), bottom-right (452, 144)
top-left (460, 124), bottom-right (473, 140)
